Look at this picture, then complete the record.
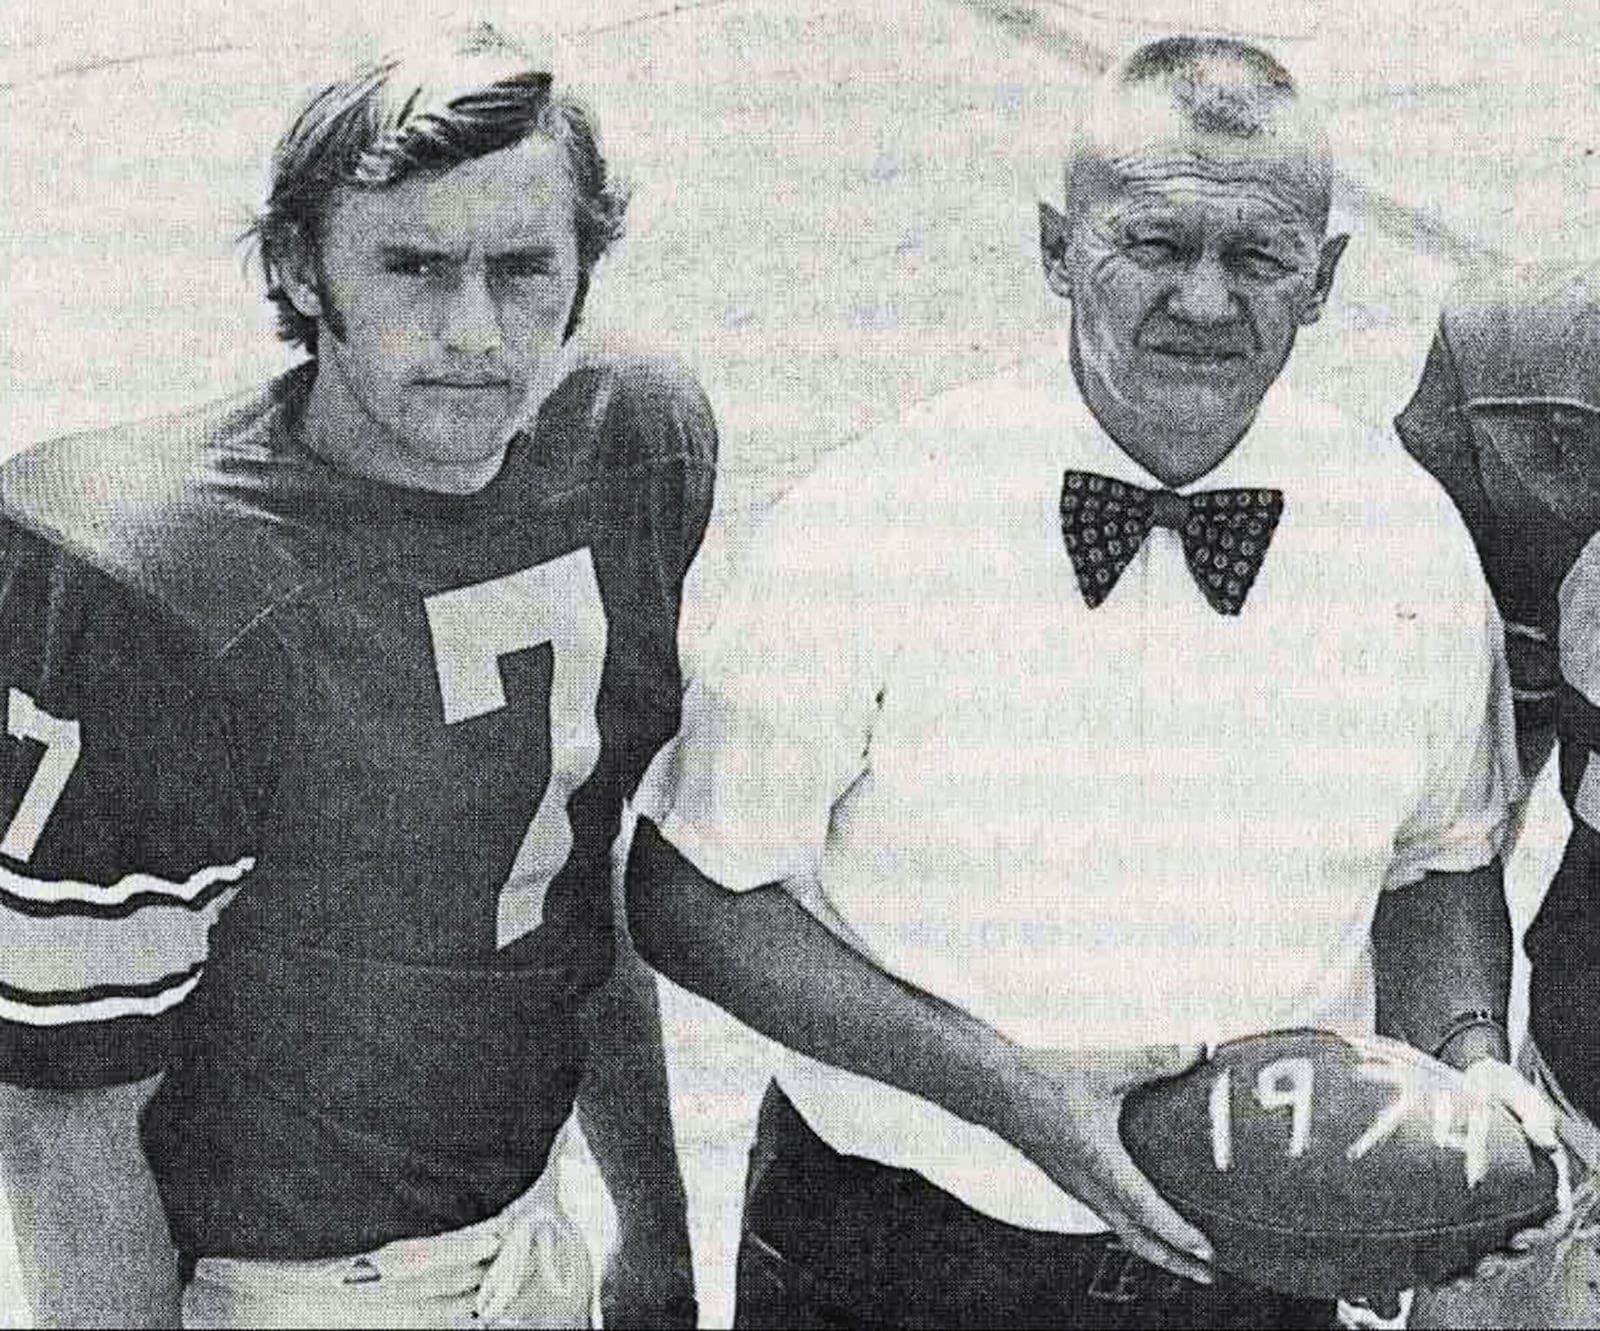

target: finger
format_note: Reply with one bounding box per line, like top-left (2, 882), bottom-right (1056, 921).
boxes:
top-left (1464, 1059), bottom-right (1561, 1151)
top-left (1111, 1219), bottom-right (1215, 1287)
top-left (1080, 1133), bottom-right (1215, 1266)
top-left (1556, 1118), bottom-right (1597, 1182)
top-left (1556, 1144), bottom-right (1575, 1217)
top-left (1068, 1169), bottom-right (1214, 1284)
top-left (1473, 1245), bottom-right (1548, 1281)
top-left (1509, 1226), bottom-right (1545, 1251)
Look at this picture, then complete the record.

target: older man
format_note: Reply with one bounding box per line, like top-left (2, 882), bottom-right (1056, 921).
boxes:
top-left (0, 21), bottom-right (711, 1328)
top-left (628, 35), bottom-right (1548, 1328)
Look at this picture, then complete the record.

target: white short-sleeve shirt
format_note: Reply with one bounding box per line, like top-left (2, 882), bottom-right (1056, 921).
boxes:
top-left (638, 349), bottom-right (1519, 1232)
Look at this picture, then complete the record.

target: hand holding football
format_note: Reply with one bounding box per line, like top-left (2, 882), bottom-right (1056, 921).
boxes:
top-left (1119, 1029), bottom-right (1561, 1299)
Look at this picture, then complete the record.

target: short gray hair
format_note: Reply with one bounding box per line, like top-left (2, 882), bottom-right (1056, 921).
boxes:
top-left (1115, 35), bottom-right (1300, 140)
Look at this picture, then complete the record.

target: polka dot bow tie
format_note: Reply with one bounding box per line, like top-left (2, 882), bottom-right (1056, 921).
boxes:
top-left (1060, 470), bottom-right (1284, 615)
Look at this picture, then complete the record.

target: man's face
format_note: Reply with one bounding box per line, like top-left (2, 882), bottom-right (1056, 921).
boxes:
top-left (1044, 109), bottom-right (1344, 476)
top-left (293, 136), bottom-right (581, 481)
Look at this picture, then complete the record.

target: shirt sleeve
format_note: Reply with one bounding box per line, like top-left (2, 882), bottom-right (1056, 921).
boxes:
top-left (635, 452), bottom-right (903, 891)
top-left (0, 526), bottom-right (251, 1089)
top-left (1383, 523), bottom-right (1520, 891)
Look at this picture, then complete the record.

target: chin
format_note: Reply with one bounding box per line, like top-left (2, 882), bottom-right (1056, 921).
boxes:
top-left (1142, 385), bottom-right (1248, 432)
top-left (438, 437), bottom-right (511, 467)
top-left (408, 413), bottom-right (513, 461)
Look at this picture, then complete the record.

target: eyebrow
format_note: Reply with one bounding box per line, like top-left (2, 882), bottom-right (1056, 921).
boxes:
top-left (376, 243), bottom-right (562, 262)
top-left (1113, 203), bottom-right (1310, 245)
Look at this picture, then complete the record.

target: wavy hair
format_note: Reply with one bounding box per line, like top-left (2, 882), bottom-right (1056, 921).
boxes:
top-left (246, 22), bottom-right (627, 352)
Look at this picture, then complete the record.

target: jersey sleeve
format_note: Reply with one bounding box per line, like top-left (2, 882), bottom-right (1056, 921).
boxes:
top-left (1396, 315), bottom-right (1561, 753)
top-left (1394, 319), bottom-right (1485, 533)
top-left (621, 352), bottom-right (717, 590)
top-left (589, 351), bottom-right (719, 800)
top-left (581, 347), bottom-right (718, 593)
top-left (0, 525), bottom-right (253, 1089)
top-left (634, 449), bottom-right (903, 891)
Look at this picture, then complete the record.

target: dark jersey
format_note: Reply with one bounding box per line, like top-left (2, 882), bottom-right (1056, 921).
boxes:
top-left (0, 345), bottom-right (716, 1258)
top-left (1395, 263), bottom-right (1600, 751)
top-left (1529, 537), bottom-right (1600, 1121)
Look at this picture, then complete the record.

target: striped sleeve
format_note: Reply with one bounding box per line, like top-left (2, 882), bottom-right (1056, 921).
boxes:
top-left (0, 526), bottom-right (254, 1088)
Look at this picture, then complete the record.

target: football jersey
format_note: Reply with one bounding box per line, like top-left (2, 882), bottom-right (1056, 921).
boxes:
top-left (1528, 536), bottom-right (1600, 1123)
top-left (0, 345), bottom-right (716, 1258)
top-left (1395, 262), bottom-right (1600, 749)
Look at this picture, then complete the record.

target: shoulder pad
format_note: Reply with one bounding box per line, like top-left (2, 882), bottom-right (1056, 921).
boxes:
top-left (1443, 263), bottom-right (1600, 410)
top-left (538, 339), bottom-right (716, 476)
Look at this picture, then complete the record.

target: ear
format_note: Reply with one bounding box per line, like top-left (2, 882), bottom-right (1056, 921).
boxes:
top-left (1039, 201), bottom-right (1074, 300)
top-left (276, 227), bottom-right (325, 321)
top-left (1299, 232), bottom-right (1349, 326)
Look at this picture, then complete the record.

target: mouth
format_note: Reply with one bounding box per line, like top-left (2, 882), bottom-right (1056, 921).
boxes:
top-left (1139, 346), bottom-right (1255, 379)
top-left (1143, 345), bottom-right (1248, 364)
top-left (415, 377), bottom-right (512, 390)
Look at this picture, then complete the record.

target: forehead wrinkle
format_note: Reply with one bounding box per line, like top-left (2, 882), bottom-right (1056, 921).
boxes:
top-left (1103, 169), bottom-right (1324, 233)
top-left (1063, 79), bottom-right (1333, 232)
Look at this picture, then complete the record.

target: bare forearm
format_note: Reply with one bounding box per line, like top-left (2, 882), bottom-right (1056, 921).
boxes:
top-left (575, 848), bottom-right (697, 1325)
top-left (1372, 860), bottom-right (1513, 1066)
top-left (0, 1075), bottom-right (181, 1328)
top-left (626, 819), bottom-right (1218, 1282)
top-left (625, 818), bottom-right (1037, 1144)
top-left (576, 911), bottom-right (688, 1229)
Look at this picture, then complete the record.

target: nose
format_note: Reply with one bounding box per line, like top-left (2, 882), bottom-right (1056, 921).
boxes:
top-left (439, 268), bottom-right (504, 356)
top-left (1166, 256), bottom-right (1240, 327)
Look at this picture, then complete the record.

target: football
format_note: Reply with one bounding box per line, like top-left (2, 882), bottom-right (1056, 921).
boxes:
top-left (1119, 1029), bottom-right (1561, 1299)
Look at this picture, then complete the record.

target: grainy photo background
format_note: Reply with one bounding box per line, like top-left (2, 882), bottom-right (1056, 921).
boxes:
top-left (1, 1), bottom-right (1595, 1323)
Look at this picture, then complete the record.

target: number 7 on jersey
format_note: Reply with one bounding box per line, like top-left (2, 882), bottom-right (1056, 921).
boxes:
top-left (425, 549), bottom-right (608, 948)
top-left (1, 688), bottom-right (82, 862)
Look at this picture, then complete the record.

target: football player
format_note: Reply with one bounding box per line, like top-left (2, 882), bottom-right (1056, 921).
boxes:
top-left (0, 20), bottom-right (713, 1329)
top-left (1395, 263), bottom-right (1600, 783)
top-left (1402, 265), bottom-right (1600, 1327)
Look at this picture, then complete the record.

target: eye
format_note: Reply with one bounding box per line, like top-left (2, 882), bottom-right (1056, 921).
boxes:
top-left (1124, 235), bottom-right (1183, 263)
top-left (1228, 247), bottom-right (1293, 279)
top-left (490, 254), bottom-right (559, 282)
top-left (383, 253), bottom-right (442, 279)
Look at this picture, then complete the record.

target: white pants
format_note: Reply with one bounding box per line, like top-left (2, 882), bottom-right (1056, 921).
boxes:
top-left (182, 1147), bottom-right (593, 1329)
